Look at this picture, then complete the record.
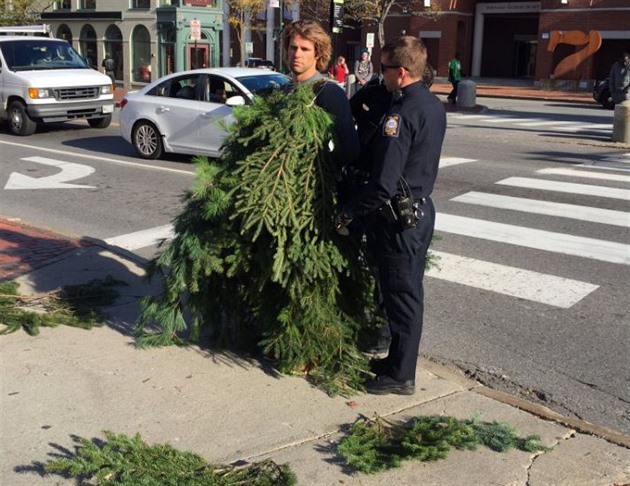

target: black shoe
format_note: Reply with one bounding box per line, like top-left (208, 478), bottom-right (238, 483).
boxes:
top-left (364, 375), bottom-right (415, 395)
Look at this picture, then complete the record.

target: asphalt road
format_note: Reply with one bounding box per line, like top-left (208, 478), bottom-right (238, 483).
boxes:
top-left (0, 96), bottom-right (628, 435)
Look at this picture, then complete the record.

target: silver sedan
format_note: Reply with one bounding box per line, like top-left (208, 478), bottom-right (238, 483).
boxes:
top-left (119, 67), bottom-right (291, 159)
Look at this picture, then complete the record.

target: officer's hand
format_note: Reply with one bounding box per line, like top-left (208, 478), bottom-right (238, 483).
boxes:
top-left (335, 212), bottom-right (353, 236)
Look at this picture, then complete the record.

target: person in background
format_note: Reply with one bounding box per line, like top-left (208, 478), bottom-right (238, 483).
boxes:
top-left (608, 51), bottom-right (630, 105)
top-left (354, 48), bottom-right (374, 90)
top-left (338, 37), bottom-right (446, 395)
top-left (330, 55), bottom-right (349, 87)
top-left (447, 52), bottom-right (462, 104)
top-left (102, 53), bottom-right (115, 84)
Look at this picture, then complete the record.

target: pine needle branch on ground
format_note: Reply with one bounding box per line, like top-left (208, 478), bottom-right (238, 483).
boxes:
top-left (43, 430), bottom-right (296, 486)
top-left (337, 413), bottom-right (551, 474)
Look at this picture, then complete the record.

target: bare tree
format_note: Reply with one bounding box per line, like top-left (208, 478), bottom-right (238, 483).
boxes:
top-left (0, 0), bottom-right (53, 26)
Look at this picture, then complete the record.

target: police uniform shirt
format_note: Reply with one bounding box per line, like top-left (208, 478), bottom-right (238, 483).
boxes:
top-left (346, 80), bottom-right (446, 218)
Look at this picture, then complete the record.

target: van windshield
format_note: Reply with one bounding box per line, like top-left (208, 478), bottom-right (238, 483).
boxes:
top-left (0, 39), bottom-right (89, 71)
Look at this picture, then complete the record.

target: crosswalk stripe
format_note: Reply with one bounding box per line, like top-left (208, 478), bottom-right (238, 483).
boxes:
top-left (104, 224), bottom-right (175, 250)
top-left (435, 213), bottom-right (630, 265)
top-left (536, 167), bottom-right (630, 183)
top-left (485, 117), bottom-right (536, 124)
top-left (496, 177), bottom-right (630, 201)
top-left (451, 192), bottom-right (630, 227)
top-left (450, 114), bottom-right (490, 119)
top-left (426, 251), bottom-right (598, 308)
top-left (514, 120), bottom-right (576, 127)
top-left (554, 123), bottom-right (612, 131)
top-left (439, 157), bottom-right (477, 168)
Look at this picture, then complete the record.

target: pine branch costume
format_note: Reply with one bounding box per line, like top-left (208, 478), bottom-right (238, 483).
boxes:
top-left (135, 83), bottom-right (379, 395)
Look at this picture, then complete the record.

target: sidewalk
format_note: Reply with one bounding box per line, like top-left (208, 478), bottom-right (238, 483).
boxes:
top-left (1, 217), bottom-right (629, 485)
top-left (112, 77), bottom-right (598, 107)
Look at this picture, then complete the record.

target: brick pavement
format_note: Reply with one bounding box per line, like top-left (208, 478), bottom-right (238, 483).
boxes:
top-left (0, 219), bottom-right (92, 283)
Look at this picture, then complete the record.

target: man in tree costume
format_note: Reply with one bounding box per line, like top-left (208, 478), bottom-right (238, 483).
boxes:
top-left (338, 36), bottom-right (446, 395)
top-left (135, 20), bottom-right (375, 395)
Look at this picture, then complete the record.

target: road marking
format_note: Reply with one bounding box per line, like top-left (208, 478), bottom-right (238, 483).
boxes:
top-left (435, 213), bottom-right (630, 265)
top-left (439, 157), bottom-right (477, 168)
top-left (485, 117), bottom-right (538, 124)
top-left (513, 120), bottom-right (576, 127)
top-left (451, 192), bottom-right (630, 227)
top-left (496, 177), bottom-right (630, 201)
top-left (4, 156), bottom-right (95, 190)
top-left (536, 167), bottom-right (630, 183)
top-left (449, 114), bottom-right (491, 119)
top-left (554, 123), bottom-right (612, 131)
top-left (0, 139), bottom-right (194, 176)
top-left (427, 251), bottom-right (598, 308)
top-left (104, 224), bottom-right (175, 251)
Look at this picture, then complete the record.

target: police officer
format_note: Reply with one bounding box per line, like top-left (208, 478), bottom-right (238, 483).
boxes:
top-left (338, 36), bottom-right (446, 395)
top-left (283, 20), bottom-right (359, 166)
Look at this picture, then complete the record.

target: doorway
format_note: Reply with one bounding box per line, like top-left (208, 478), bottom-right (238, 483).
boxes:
top-left (189, 44), bottom-right (208, 69)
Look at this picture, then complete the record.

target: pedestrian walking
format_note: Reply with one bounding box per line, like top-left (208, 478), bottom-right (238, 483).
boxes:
top-left (102, 53), bottom-right (115, 85)
top-left (337, 36), bottom-right (446, 395)
top-left (608, 51), bottom-right (630, 105)
top-left (447, 52), bottom-right (462, 104)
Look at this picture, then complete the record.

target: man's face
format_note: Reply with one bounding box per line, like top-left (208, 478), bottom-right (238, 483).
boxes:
top-left (380, 54), bottom-right (401, 93)
top-left (288, 34), bottom-right (319, 81)
top-left (622, 55), bottom-right (630, 67)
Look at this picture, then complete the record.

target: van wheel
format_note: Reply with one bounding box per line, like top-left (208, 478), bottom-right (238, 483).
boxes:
top-left (132, 121), bottom-right (163, 159)
top-left (7, 101), bottom-right (37, 136)
top-left (88, 114), bottom-right (112, 128)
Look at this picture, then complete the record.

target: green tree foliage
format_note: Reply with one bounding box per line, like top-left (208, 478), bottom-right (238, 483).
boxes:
top-left (337, 414), bottom-right (550, 474)
top-left (136, 84), bottom-right (378, 395)
top-left (0, 0), bottom-right (51, 26)
top-left (44, 430), bottom-right (296, 486)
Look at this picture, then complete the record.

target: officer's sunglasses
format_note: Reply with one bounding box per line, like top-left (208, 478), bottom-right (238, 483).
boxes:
top-left (381, 63), bottom-right (409, 72)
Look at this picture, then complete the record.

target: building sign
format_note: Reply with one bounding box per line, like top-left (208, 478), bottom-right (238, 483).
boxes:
top-left (477, 2), bottom-right (540, 14)
top-left (330, 0), bottom-right (344, 34)
top-left (366, 33), bottom-right (375, 48)
top-left (185, 0), bottom-right (213, 6)
top-left (190, 19), bottom-right (201, 41)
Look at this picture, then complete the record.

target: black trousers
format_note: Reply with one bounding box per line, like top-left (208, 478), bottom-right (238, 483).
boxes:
top-left (366, 198), bottom-right (435, 382)
top-left (448, 80), bottom-right (459, 102)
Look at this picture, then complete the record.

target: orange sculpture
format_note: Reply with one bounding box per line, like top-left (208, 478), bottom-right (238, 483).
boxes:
top-left (547, 30), bottom-right (602, 79)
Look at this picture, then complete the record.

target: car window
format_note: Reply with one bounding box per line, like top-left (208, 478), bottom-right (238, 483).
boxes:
top-left (202, 75), bottom-right (242, 104)
top-left (0, 39), bottom-right (88, 71)
top-left (236, 73), bottom-right (291, 96)
top-left (148, 74), bottom-right (201, 100)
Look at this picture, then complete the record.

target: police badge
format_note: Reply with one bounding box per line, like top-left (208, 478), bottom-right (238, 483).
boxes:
top-left (383, 114), bottom-right (400, 137)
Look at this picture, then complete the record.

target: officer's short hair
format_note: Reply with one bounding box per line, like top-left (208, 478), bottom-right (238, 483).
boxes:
top-left (381, 36), bottom-right (427, 79)
top-left (284, 20), bottom-right (332, 73)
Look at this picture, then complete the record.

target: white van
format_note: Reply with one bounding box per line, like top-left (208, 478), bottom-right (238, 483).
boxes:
top-left (0, 26), bottom-right (114, 136)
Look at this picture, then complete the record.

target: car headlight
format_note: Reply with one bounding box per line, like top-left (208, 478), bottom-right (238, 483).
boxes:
top-left (101, 84), bottom-right (113, 95)
top-left (28, 88), bottom-right (54, 99)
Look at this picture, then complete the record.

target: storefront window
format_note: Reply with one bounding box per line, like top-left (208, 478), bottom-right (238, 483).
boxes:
top-left (159, 23), bottom-right (176, 76)
top-left (104, 25), bottom-right (123, 82)
top-left (132, 25), bottom-right (152, 83)
top-left (132, 0), bottom-right (151, 8)
top-left (56, 24), bottom-right (72, 42)
top-left (79, 24), bottom-right (97, 69)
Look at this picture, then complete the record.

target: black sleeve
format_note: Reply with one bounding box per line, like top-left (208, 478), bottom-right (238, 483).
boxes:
top-left (316, 82), bottom-right (360, 167)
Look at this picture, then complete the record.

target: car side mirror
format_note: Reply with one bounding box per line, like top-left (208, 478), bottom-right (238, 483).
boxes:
top-left (226, 95), bottom-right (246, 107)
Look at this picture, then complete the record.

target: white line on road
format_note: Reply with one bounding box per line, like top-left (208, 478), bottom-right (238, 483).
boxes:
top-left (512, 120), bottom-right (576, 127)
top-left (536, 167), bottom-right (630, 183)
top-left (485, 117), bottom-right (538, 124)
top-left (554, 123), bottom-right (612, 131)
top-left (451, 191), bottom-right (630, 227)
top-left (435, 213), bottom-right (630, 265)
top-left (439, 157), bottom-right (477, 168)
top-left (0, 139), bottom-right (195, 176)
top-left (426, 251), bottom-right (598, 308)
top-left (496, 177), bottom-right (630, 201)
top-left (104, 224), bottom-right (175, 251)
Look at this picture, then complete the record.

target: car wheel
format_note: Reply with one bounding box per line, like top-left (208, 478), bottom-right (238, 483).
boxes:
top-left (7, 101), bottom-right (37, 136)
top-left (132, 121), bottom-right (163, 159)
top-left (87, 114), bottom-right (112, 128)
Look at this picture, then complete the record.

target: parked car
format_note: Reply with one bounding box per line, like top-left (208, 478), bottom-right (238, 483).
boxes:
top-left (245, 58), bottom-right (275, 70)
top-left (593, 78), bottom-right (614, 110)
top-left (119, 67), bottom-right (290, 159)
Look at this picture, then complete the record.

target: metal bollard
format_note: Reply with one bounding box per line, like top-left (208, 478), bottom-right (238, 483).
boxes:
top-left (346, 74), bottom-right (356, 98)
top-left (457, 79), bottom-right (476, 108)
top-left (612, 100), bottom-right (630, 143)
